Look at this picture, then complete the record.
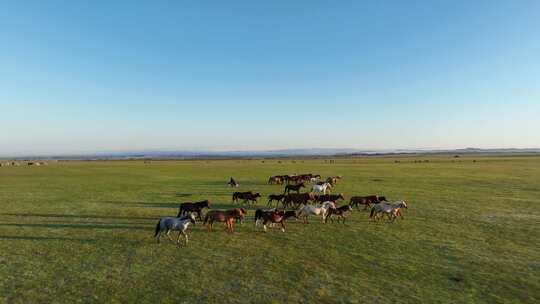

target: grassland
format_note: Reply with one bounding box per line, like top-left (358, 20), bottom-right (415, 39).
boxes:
top-left (0, 155), bottom-right (539, 303)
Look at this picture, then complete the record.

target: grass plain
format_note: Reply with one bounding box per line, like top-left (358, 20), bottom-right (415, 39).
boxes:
top-left (0, 155), bottom-right (539, 303)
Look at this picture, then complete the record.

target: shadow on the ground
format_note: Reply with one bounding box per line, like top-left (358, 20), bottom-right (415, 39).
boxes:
top-left (0, 213), bottom-right (153, 221)
top-left (0, 235), bottom-right (98, 243)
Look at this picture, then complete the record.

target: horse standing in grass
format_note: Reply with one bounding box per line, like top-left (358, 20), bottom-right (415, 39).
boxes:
top-left (177, 200), bottom-right (211, 220)
top-left (154, 214), bottom-right (196, 246)
top-left (370, 201), bottom-right (408, 222)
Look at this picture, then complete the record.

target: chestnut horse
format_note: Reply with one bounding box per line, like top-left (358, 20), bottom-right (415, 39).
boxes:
top-left (204, 208), bottom-right (247, 232)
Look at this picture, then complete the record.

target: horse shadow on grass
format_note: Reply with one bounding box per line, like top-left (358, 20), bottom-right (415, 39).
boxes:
top-left (1, 213), bottom-right (153, 221)
top-left (0, 235), bottom-right (98, 244)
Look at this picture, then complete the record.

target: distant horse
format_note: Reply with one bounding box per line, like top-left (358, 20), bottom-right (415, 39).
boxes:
top-left (315, 193), bottom-right (345, 203)
top-left (298, 202), bottom-right (334, 223)
top-left (267, 194), bottom-right (285, 207)
top-left (311, 182), bottom-right (332, 194)
top-left (154, 214), bottom-right (196, 246)
top-left (282, 192), bottom-right (316, 208)
top-left (284, 182), bottom-right (305, 194)
top-left (227, 177), bottom-right (239, 188)
top-left (177, 200), bottom-right (211, 220)
top-left (204, 208), bottom-right (247, 232)
top-left (370, 201), bottom-right (408, 222)
top-left (326, 205), bottom-right (353, 223)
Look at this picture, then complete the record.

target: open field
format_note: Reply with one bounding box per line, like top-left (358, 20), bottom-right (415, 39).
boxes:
top-left (0, 155), bottom-right (539, 303)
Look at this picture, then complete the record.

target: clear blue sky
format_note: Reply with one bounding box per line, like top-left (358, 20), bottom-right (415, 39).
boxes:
top-left (1, 1), bottom-right (539, 155)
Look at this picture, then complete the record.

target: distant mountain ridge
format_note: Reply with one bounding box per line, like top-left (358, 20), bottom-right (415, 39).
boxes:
top-left (3, 147), bottom-right (540, 160)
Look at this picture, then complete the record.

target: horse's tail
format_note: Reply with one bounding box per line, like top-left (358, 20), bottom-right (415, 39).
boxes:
top-left (154, 220), bottom-right (161, 237)
top-left (369, 206), bottom-right (375, 218)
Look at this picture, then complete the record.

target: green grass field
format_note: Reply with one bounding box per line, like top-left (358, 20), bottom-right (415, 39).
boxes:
top-left (1, 155), bottom-right (539, 303)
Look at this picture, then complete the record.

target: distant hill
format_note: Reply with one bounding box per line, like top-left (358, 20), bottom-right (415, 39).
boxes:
top-left (3, 147), bottom-right (539, 160)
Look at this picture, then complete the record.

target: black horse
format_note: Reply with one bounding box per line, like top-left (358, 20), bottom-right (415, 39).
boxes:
top-left (283, 182), bottom-right (305, 194)
top-left (177, 200), bottom-right (211, 220)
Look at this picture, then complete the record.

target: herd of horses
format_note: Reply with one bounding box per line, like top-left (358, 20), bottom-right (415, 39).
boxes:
top-left (154, 173), bottom-right (408, 246)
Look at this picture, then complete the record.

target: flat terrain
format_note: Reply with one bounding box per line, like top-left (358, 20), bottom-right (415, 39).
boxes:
top-left (0, 155), bottom-right (539, 303)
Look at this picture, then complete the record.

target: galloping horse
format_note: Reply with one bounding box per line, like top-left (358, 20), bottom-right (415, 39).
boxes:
top-left (256, 210), bottom-right (298, 232)
top-left (204, 208), bottom-right (247, 232)
top-left (326, 205), bottom-right (353, 223)
top-left (154, 214), bottom-right (196, 246)
top-left (267, 194), bottom-right (285, 207)
top-left (369, 201), bottom-right (408, 222)
top-left (311, 182), bottom-right (332, 194)
top-left (349, 195), bottom-right (386, 210)
top-left (177, 200), bottom-right (211, 220)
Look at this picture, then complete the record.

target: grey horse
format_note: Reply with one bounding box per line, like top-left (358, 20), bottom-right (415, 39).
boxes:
top-left (154, 214), bottom-right (196, 246)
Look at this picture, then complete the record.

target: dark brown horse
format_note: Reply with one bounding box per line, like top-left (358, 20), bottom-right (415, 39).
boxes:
top-left (325, 205), bottom-right (353, 223)
top-left (177, 200), bottom-right (211, 220)
top-left (255, 209), bottom-right (298, 232)
top-left (349, 195), bottom-right (386, 210)
top-left (267, 194), bottom-right (285, 207)
top-left (232, 191), bottom-right (261, 204)
top-left (283, 182), bottom-right (305, 194)
top-left (204, 208), bottom-right (247, 232)
top-left (282, 192), bottom-right (316, 208)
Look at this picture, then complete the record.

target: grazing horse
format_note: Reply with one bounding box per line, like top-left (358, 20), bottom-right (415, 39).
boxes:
top-left (267, 194), bottom-right (285, 207)
top-left (154, 214), bottom-right (196, 246)
top-left (177, 200), bottom-right (211, 220)
top-left (284, 182), bottom-right (305, 194)
top-left (370, 201), bottom-right (408, 222)
top-left (311, 182), bottom-right (332, 194)
top-left (227, 177), bottom-right (239, 188)
top-left (326, 205), bottom-right (353, 223)
top-left (204, 208), bottom-right (247, 232)
top-left (298, 202), bottom-right (334, 223)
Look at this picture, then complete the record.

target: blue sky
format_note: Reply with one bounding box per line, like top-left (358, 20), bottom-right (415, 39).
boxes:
top-left (1, 1), bottom-right (539, 155)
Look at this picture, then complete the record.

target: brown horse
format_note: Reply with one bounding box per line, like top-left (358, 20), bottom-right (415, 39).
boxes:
top-left (283, 182), bottom-right (305, 194)
top-left (232, 191), bottom-right (261, 204)
top-left (349, 195), bottom-right (386, 210)
top-left (177, 199), bottom-right (211, 220)
top-left (282, 192), bottom-right (316, 208)
top-left (256, 210), bottom-right (298, 232)
top-left (325, 205), bottom-right (353, 223)
top-left (204, 208), bottom-right (247, 232)
top-left (267, 194), bottom-right (285, 207)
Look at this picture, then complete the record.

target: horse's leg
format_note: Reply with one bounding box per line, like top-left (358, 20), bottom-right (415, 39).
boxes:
top-left (156, 231), bottom-right (161, 243)
top-left (182, 231), bottom-right (188, 245)
top-left (176, 231), bottom-right (182, 245)
top-left (280, 221), bottom-right (285, 233)
top-left (166, 230), bottom-right (174, 243)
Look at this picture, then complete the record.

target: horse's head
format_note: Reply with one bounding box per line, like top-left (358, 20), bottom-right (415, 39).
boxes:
top-left (401, 201), bottom-right (408, 209)
top-left (338, 193), bottom-right (344, 200)
top-left (379, 196), bottom-right (387, 202)
top-left (254, 193), bottom-right (261, 198)
top-left (238, 208), bottom-right (247, 215)
top-left (204, 200), bottom-right (211, 208)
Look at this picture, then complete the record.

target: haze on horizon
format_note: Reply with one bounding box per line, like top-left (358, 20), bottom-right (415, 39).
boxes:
top-left (1, 1), bottom-right (539, 157)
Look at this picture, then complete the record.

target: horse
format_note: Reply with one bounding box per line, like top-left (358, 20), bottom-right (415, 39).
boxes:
top-left (154, 214), bottom-right (196, 246)
top-left (267, 194), bottom-right (285, 207)
top-left (349, 195), bottom-right (387, 210)
top-left (204, 208), bottom-right (247, 232)
top-left (177, 200), bottom-right (211, 220)
top-left (282, 192), bottom-right (316, 208)
top-left (325, 205), bottom-right (353, 223)
top-left (232, 191), bottom-right (260, 204)
top-left (268, 176), bottom-right (285, 185)
top-left (256, 210), bottom-right (299, 232)
top-left (311, 182), bottom-right (332, 194)
top-left (227, 177), bottom-right (239, 188)
top-left (284, 182), bottom-right (305, 194)
top-left (298, 202), bottom-right (335, 224)
top-left (369, 201), bottom-right (408, 222)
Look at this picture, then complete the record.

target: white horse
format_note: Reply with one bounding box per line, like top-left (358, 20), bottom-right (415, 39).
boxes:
top-left (369, 201), bottom-right (408, 222)
top-left (298, 202), bottom-right (335, 223)
top-left (154, 214), bottom-right (196, 246)
top-left (311, 182), bottom-right (332, 194)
